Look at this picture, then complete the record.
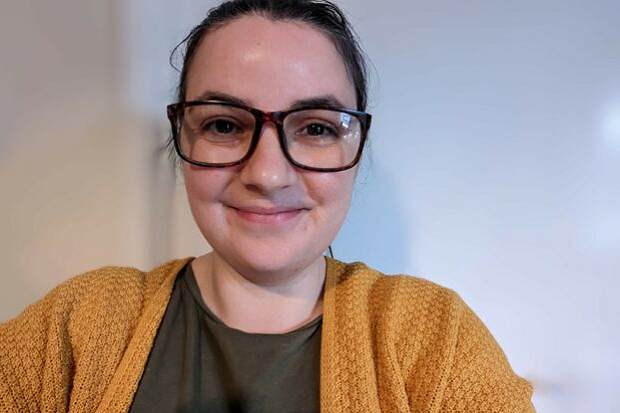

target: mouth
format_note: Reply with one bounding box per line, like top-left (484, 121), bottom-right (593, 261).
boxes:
top-left (228, 205), bottom-right (308, 225)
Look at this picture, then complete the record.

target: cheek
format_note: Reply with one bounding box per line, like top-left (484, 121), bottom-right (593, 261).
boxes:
top-left (183, 165), bottom-right (230, 206)
top-left (306, 170), bottom-right (356, 219)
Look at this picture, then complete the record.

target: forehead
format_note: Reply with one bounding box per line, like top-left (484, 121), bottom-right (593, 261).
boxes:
top-left (185, 15), bottom-right (356, 110)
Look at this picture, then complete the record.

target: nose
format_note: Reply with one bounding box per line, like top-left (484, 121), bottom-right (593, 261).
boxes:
top-left (239, 123), bottom-right (298, 193)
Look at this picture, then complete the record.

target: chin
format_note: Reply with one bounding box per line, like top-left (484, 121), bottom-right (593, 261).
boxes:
top-left (219, 242), bottom-right (324, 283)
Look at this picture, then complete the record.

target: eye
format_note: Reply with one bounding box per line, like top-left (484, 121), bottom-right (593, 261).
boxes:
top-left (204, 118), bottom-right (238, 135)
top-left (299, 122), bottom-right (339, 138)
top-left (306, 123), bottom-right (324, 136)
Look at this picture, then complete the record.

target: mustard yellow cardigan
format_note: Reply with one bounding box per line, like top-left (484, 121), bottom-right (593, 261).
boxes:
top-left (0, 258), bottom-right (535, 412)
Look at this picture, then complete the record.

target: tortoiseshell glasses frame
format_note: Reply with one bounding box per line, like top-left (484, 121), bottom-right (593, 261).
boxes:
top-left (167, 100), bottom-right (372, 172)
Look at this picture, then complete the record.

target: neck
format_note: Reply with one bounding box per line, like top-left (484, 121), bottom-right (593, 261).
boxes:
top-left (192, 252), bottom-right (326, 334)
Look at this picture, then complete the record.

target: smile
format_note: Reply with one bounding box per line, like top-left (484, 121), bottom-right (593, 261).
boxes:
top-left (229, 205), bottom-right (307, 225)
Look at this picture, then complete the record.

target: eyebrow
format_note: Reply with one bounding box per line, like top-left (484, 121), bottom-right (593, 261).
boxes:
top-left (289, 96), bottom-right (347, 110)
top-left (190, 91), bottom-right (349, 111)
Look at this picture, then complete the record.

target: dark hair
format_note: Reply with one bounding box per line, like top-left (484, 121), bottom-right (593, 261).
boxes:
top-left (170, 0), bottom-right (369, 111)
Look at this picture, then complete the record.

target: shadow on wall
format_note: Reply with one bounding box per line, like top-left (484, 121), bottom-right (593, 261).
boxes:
top-left (145, 120), bottom-right (213, 264)
top-left (333, 153), bottom-right (411, 275)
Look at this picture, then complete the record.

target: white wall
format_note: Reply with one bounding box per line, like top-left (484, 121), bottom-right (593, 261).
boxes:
top-left (2, 0), bottom-right (619, 412)
top-left (333, 2), bottom-right (620, 412)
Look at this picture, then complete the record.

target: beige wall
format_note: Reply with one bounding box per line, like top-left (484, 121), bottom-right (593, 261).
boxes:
top-left (0, 0), bottom-right (208, 321)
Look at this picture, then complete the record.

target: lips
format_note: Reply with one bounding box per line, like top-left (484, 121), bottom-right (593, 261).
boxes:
top-left (228, 205), bottom-right (308, 225)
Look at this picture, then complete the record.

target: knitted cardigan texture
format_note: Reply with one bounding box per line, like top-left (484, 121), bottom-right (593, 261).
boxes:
top-left (0, 258), bottom-right (535, 412)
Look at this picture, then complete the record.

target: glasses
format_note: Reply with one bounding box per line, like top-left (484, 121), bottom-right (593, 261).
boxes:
top-left (167, 100), bottom-right (372, 172)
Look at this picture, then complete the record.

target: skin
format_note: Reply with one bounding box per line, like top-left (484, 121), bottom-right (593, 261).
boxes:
top-left (183, 15), bottom-right (358, 333)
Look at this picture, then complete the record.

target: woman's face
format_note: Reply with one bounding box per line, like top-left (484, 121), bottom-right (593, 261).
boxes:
top-left (183, 15), bottom-right (358, 280)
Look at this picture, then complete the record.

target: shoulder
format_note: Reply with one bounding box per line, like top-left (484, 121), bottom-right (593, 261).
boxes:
top-left (54, 258), bottom-right (189, 305)
top-left (0, 258), bottom-right (192, 370)
top-left (2, 258), bottom-right (192, 330)
top-left (326, 258), bottom-right (465, 320)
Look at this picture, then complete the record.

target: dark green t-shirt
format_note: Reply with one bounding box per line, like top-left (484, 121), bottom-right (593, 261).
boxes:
top-left (129, 262), bottom-right (321, 413)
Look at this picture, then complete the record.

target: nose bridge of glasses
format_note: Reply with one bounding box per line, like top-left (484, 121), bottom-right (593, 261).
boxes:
top-left (257, 110), bottom-right (287, 125)
top-left (253, 110), bottom-right (288, 145)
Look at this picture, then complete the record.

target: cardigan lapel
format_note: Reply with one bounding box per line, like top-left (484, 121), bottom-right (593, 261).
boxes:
top-left (320, 258), bottom-right (382, 413)
top-left (94, 258), bottom-right (192, 413)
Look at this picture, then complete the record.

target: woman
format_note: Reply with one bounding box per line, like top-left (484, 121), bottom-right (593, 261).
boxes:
top-left (0, 1), bottom-right (535, 412)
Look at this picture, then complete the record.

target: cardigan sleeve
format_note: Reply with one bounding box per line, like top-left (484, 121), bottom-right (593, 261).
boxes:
top-left (439, 301), bottom-right (536, 412)
top-left (0, 285), bottom-right (74, 413)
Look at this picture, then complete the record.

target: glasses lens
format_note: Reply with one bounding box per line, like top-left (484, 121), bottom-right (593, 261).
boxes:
top-left (178, 104), bottom-right (255, 165)
top-left (284, 109), bottom-right (362, 169)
